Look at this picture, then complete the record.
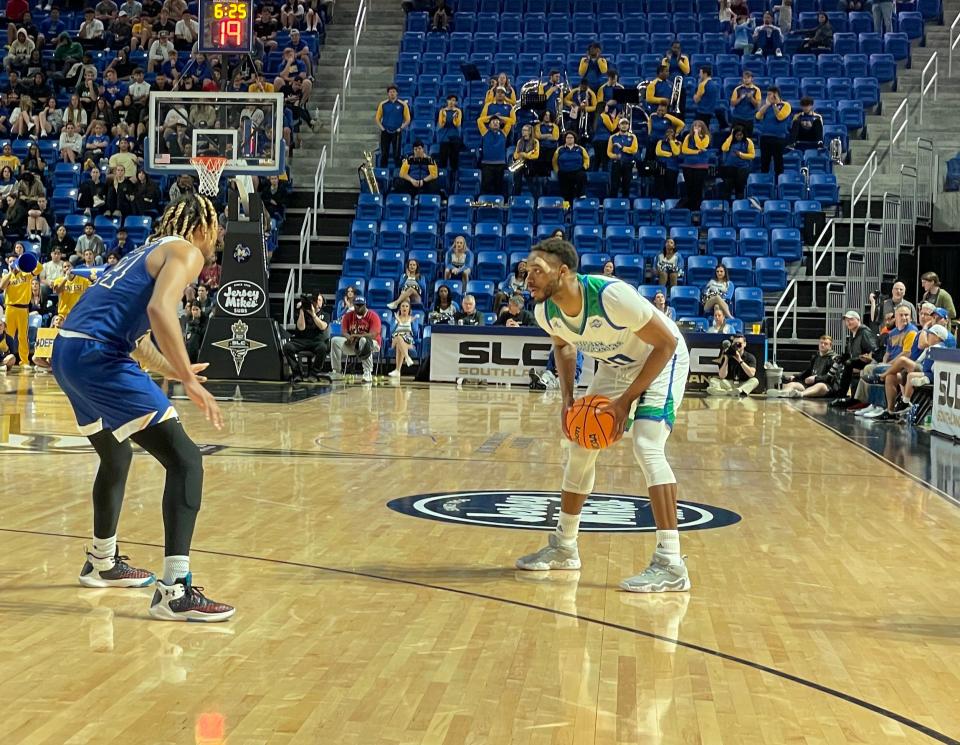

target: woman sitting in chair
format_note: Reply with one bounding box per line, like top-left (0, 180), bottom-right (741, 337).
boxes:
top-left (388, 300), bottom-right (419, 378)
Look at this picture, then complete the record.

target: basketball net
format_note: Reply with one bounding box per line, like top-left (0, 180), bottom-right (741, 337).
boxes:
top-left (190, 156), bottom-right (229, 197)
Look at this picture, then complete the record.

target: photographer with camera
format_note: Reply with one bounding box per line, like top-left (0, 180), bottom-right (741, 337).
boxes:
top-left (283, 293), bottom-right (330, 383)
top-left (706, 334), bottom-right (759, 396)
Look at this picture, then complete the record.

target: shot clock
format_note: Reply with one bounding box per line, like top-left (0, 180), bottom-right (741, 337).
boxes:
top-left (197, 0), bottom-right (255, 54)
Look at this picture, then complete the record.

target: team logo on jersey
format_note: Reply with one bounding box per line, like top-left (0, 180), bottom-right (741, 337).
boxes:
top-left (216, 280), bottom-right (265, 316)
top-left (590, 318), bottom-right (603, 328)
top-left (387, 490), bottom-right (741, 533)
top-left (212, 320), bottom-right (267, 374)
top-left (233, 244), bottom-right (252, 264)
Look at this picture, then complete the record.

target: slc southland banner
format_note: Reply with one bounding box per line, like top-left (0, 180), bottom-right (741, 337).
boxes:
top-left (932, 349), bottom-right (960, 439)
top-left (430, 326), bottom-right (595, 385)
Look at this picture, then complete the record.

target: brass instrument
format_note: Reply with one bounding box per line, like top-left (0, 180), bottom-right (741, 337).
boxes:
top-left (468, 200), bottom-right (509, 208)
top-left (800, 166), bottom-right (809, 192)
top-left (508, 156), bottom-right (526, 173)
top-left (557, 72), bottom-right (571, 132)
top-left (359, 150), bottom-right (379, 194)
top-left (829, 137), bottom-right (844, 166)
top-left (668, 75), bottom-right (684, 116)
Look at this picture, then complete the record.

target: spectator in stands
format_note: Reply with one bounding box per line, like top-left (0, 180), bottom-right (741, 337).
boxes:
top-left (607, 117), bottom-right (638, 199)
top-left (653, 127), bottom-right (681, 201)
top-left (39, 247), bottom-right (66, 299)
top-left (875, 304), bottom-right (937, 412)
top-left (494, 260), bottom-right (527, 312)
top-left (773, 0), bottom-right (793, 34)
top-left (22, 144), bottom-right (46, 178)
top-left (182, 302), bottom-right (207, 364)
top-left (479, 88), bottom-right (516, 136)
top-left (693, 65), bottom-right (722, 127)
top-left (78, 166), bottom-right (107, 216)
top-left (680, 120), bottom-right (711, 211)
top-left (174, 8), bottom-right (199, 50)
top-left (284, 293), bottom-right (329, 383)
top-left (436, 95), bottom-right (462, 181)
top-left (554, 132), bottom-right (589, 205)
top-left (135, 170), bottom-right (161, 215)
top-left (429, 285), bottom-right (459, 325)
top-left (497, 294), bottom-right (535, 327)
top-left (535, 110), bottom-right (560, 177)
top-left (58, 122), bottom-right (83, 163)
top-left (79, 8), bottom-right (106, 49)
top-left (733, 14), bottom-right (757, 54)
top-left (492, 73), bottom-right (517, 106)
top-left (602, 261), bottom-right (615, 277)
top-left (720, 125), bottom-right (755, 200)
top-left (387, 300), bottom-right (418, 377)
top-left (645, 66), bottom-right (672, 109)
top-left (849, 305), bottom-right (918, 411)
top-left (662, 40), bottom-right (691, 77)
top-left (730, 71), bottom-right (761, 136)
top-left (872, 0), bottom-right (895, 33)
top-left (0, 318), bottom-right (17, 372)
top-left (73, 223), bottom-right (105, 265)
top-left (148, 29), bottom-right (175, 72)
top-left (444, 235), bottom-right (472, 283)
top-left (105, 165), bottom-right (137, 217)
top-left (26, 196), bottom-right (53, 241)
top-left (63, 94), bottom-right (88, 133)
top-left (593, 98), bottom-right (620, 171)
top-left (375, 85), bottom-right (410, 169)
top-left (752, 12), bottom-right (784, 56)
top-left (597, 69), bottom-right (624, 109)
top-left (388, 258), bottom-right (426, 310)
top-left (52, 262), bottom-right (95, 318)
top-left (18, 170), bottom-right (45, 209)
top-left (8, 96), bottom-right (34, 138)
top-left (6, 29), bottom-right (35, 75)
top-left (0, 144), bottom-right (20, 174)
top-left (831, 310), bottom-right (879, 406)
top-left (708, 334), bottom-right (759, 396)
top-left (455, 295), bottom-right (484, 326)
top-left (331, 295), bottom-right (381, 383)
top-left (756, 87), bottom-right (792, 176)
top-left (396, 141), bottom-right (439, 196)
top-left (50, 226), bottom-right (74, 258)
top-left (579, 43), bottom-right (609, 91)
top-left (790, 98), bottom-right (824, 151)
top-left (920, 272), bottom-right (957, 323)
top-left (2, 193), bottom-right (28, 235)
top-left (479, 116), bottom-right (508, 197)
top-left (113, 227), bottom-right (135, 256)
top-left (776, 335), bottom-right (843, 398)
top-left (512, 125), bottom-right (541, 199)
top-left (655, 238), bottom-right (683, 288)
top-left (37, 97), bottom-right (63, 139)
top-left (337, 286), bottom-right (356, 319)
top-left (874, 324), bottom-right (951, 421)
top-left (653, 290), bottom-right (675, 320)
top-left (108, 138), bottom-right (138, 182)
top-left (869, 280), bottom-right (916, 325)
top-left (169, 173), bottom-right (196, 202)
top-left (260, 175), bottom-right (289, 227)
top-left (707, 304), bottom-right (738, 334)
top-left (564, 80), bottom-right (597, 139)
top-left (0, 168), bottom-right (18, 200)
top-left (703, 264), bottom-right (734, 317)
top-left (273, 47), bottom-right (313, 106)
top-left (798, 12), bottom-right (833, 53)
top-left (195, 284), bottom-right (215, 318)
top-left (529, 349), bottom-right (584, 390)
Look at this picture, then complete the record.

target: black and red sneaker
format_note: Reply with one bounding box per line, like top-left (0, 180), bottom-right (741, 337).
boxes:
top-left (148, 574), bottom-right (235, 622)
top-left (79, 548), bottom-right (156, 588)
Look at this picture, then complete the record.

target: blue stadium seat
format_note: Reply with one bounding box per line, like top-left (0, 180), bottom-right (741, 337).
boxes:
top-left (379, 222), bottom-right (408, 251)
top-left (771, 228), bottom-right (803, 262)
top-left (637, 226), bottom-right (667, 258)
top-left (343, 249), bottom-right (374, 278)
top-left (828, 76), bottom-right (853, 99)
top-left (832, 33), bottom-right (858, 57)
top-left (738, 228), bottom-right (769, 258)
top-left (775, 76), bottom-right (800, 100)
top-left (447, 195), bottom-right (475, 222)
top-left (580, 253), bottom-right (612, 275)
top-left (367, 278), bottom-right (396, 307)
top-left (763, 200), bottom-right (793, 228)
top-left (839, 99), bottom-right (866, 129)
top-left (844, 53), bottom-right (869, 78)
top-left (734, 287), bottom-right (765, 323)
top-left (633, 198), bottom-right (663, 225)
top-left (817, 54), bottom-right (845, 79)
top-left (54, 162), bottom-right (81, 188)
top-left (408, 250), bottom-right (438, 281)
top-left (699, 200), bottom-right (728, 228)
top-left (444, 223), bottom-right (473, 250)
top-left (466, 280), bottom-right (496, 311)
top-left (777, 172), bottom-right (806, 200)
top-left (767, 56), bottom-right (792, 78)
top-left (686, 254), bottom-right (718, 286)
top-left (508, 196), bottom-right (535, 224)
top-left (475, 195), bottom-right (505, 223)
top-left (848, 12), bottom-right (873, 35)
top-left (537, 196), bottom-right (566, 224)
top-left (123, 215), bottom-right (151, 244)
top-left (809, 173), bottom-right (839, 204)
top-left (706, 227), bottom-right (737, 257)
top-left (614, 255), bottom-right (645, 283)
top-left (884, 32), bottom-right (911, 63)
top-left (573, 198), bottom-right (600, 224)
top-left (603, 198), bottom-right (632, 225)
top-left (918, 0), bottom-right (942, 22)
top-left (356, 193), bottom-right (383, 221)
top-left (573, 225), bottom-right (604, 252)
top-left (504, 223), bottom-right (533, 252)
top-left (670, 286), bottom-right (701, 317)
top-left (669, 226), bottom-right (699, 255)
top-left (338, 276), bottom-right (366, 302)
top-left (794, 199), bottom-right (824, 228)
top-left (869, 54), bottom-right (897, 86)
top-left (792, 54), bottom-right (817, 78)
top-left (435, 279), bottom-right (463, 303)
top-left (416, 194), bottom-right (442, 222)
top-left (859, 32), bottom-right (884, 56)
top-left (638, 284), bottom-right (667, 303)
top-left (755, 257), bottom-right (788, 292)
top-left (94, 215), bottom-right (119, 244)
top-left (722, 256), bottom-right (754, 286)
top-left (854, 76), bottom-right (881, 109)
top-left (408, 222), bottom-right (439, 252)
top-left (732, 199), bottom-right (763, 229)
top-left (606, 225), bottom-right (637, 255)
top-left (64, 213), bottom-right (90, 240)
top-left (801, 76), bottom-right (826, 99)
top-left (375, 249), bottom-right (405, 278)
top-left (350, 220), bottom-right (378, 249)
top-left (474, 223), bottom-right (503, 251)
top-left (746, 173), bottom-right (775, 199)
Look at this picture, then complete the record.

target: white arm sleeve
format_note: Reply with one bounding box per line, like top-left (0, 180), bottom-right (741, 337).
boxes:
top-left (600, 281), bottom-right (655, 332)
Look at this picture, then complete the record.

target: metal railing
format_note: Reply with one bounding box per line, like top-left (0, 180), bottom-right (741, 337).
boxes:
top-left (880, 193), bottom-right (900, 277)
top-left (848, 150), bottom-right (878, 236)
top-left (864, 225), bottom-right (883, 294)
top-left (919, 52), bottom-right (939, 125)
top-left (771, 279), bottom-right (798, 365)
top-left (329, 92), bottom-right (341, 160)
top-left (298, 201), bottom-right (311, 292)
top-left (916, 137), bottom-right (937, 227)
top-left (845, 252), bottom-right (866, 319)
top-left (898, 165), bottom-right (917, 248)
top-left (313, 145), bottom-right (327, 228)
top-left (282, 267), bottom-right (296, 328)
top-left (826, 283), bottom-right (846, 353)
top-left (354, 0), bottom-right (368, 64)
top-left (810, 218), bottom-right (837, 298)
top-left (950, 11), bottom-right (960, 77)
top-left (342, 48), bottom-right (353, 104)
top-left (889, 98), bottom-right (909, 154)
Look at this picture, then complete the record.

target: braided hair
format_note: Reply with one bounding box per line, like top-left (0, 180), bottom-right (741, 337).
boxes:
top-left (148, 193), bottom-right (220, 247)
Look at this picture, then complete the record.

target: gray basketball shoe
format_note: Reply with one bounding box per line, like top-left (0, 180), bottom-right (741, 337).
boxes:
top-left (620, 552), bottom-right (691, 592)
top-left (515, 533), bottom-right (582, 571)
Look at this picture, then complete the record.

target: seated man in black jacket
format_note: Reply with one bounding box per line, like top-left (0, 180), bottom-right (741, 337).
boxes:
top-left (773, 334), bottom-right (843, 398)
top-left (283, 293), bottom-right (330, 382)
top-left (495, 294), bottom-right (535, 327)
top-left (830, 309), bottom-right (879, 405)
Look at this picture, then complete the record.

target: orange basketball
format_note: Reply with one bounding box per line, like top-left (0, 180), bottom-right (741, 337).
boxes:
top-left (564, 395), bottom-right (620, 449)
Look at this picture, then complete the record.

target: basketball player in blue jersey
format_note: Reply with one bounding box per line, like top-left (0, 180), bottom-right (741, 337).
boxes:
top-left (516, 238), bottom-right (692, 592)
top-left (52, 194), bottom-right (235, 622)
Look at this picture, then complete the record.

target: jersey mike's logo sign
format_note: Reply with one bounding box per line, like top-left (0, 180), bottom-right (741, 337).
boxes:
top-left (387, 490), bottom-right (741, 533)
top-left (216, 279), bottom-right (265, 316)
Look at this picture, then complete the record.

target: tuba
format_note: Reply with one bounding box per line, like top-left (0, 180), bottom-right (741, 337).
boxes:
top-left (829, 137), bottom-right (844, 166)
top-left (359, 151), bottom-right (379, 194)
top-left (668, 76), bottom-right (684, 116)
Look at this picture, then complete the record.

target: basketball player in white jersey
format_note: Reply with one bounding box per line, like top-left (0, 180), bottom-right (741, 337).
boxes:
top-left (516, 237), bottom-right (692, 591)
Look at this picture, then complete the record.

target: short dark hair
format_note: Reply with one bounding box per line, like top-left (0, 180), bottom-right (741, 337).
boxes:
top-left (530, 237), bottom-right (578, 271)
top-left (768, 85), bottom-right (781, 96)
top-left (386, 84), bottom-right (398, 92)
top-left (922, 271), bottom-right (940, 285)
top-left (700, 64), bottom-right (713, 76)
top-left (658, 64), bottom-right (669, 75)
top-left (800, 96), bottom-right (814, 107)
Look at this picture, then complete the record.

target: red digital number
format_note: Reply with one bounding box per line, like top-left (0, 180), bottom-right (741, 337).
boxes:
top-left (217, 18), bottom-right (244, 47)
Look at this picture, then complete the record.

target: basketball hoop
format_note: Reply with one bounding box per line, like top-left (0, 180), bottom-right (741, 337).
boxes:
top-left (190, 156), bottom-right (230, 196)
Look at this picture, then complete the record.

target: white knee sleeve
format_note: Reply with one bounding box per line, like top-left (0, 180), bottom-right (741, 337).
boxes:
top-left (632, 418), bottom-right (675, 487)
top-left (561, 439), bottom-right (601, 494)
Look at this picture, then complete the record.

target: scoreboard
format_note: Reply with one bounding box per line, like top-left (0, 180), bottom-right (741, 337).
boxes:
top-left (197, 0), bottom-right (254, 54)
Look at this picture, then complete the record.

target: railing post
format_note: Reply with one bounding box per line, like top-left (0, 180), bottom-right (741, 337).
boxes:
top-left (950, 11), bottom-right (960, 77)
top-left (330, 93), bottom-right (341, 160)
top-left (919, 52), bottom-right (939, 125)
top-left (889, 99), bottom-right (908, 155)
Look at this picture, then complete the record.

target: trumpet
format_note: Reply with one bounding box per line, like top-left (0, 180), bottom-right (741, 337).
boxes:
top-left (359, 150), bottom-right (379, 194)
top-left (507, 158), bottom-right (526, 173)
top-left (668, 75), bottom-right (684, 116)
top-left (829, 137), bottom-right (844, 166)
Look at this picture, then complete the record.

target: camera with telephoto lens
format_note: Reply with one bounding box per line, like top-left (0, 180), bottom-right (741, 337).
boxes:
top-left (720, 339), bottom-right (732, 353)
top-left (296, 293), bottom-right (315, 311)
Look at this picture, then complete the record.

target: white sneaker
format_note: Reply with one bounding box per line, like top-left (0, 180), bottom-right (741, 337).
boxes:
top-left (387, 369), bottom-right (401, 377)
top-left (386, 300), bottom-right (398, 310)
top-left (862, 406), bottom-right (887, 419)
top-left (404, 355), bottom-right (414, 367)
top-left (361, 372), bottom-right (373, 383)
top-left (854, 405), bottom-right (878, 417)
top-left (785, 388), bottom-right (803, 398)
top-left (620, 552), bottom-right (691, 593)
top-left (328, 371), bottom-right (344, 381)
top-left (516, 533), bottom-right (582, 571)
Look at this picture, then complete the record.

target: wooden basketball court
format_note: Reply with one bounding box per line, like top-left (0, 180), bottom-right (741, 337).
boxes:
top-left (2, 374), bottom-right (959, 745)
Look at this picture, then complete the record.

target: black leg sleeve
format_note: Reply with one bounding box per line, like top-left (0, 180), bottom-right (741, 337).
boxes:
top-left (87, 429), bottom-right (135, 540)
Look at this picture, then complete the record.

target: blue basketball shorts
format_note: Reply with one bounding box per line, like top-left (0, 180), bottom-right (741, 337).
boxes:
top-left (51, 334), bottom-right (179, 442)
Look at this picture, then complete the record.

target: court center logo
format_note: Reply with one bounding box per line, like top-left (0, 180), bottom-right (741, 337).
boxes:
top-left (387, 491), bottom-right (741, 532)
